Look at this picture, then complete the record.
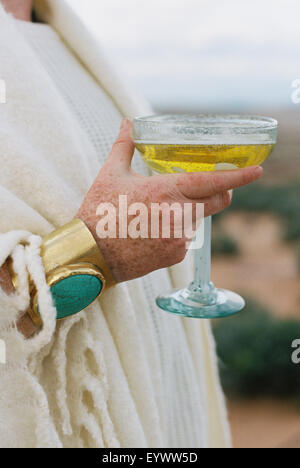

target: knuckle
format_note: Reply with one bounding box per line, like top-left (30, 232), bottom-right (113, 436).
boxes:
top-left (160, 184), bottom-right (182, 204)
top-left (211, 174), bottom-right (224, 193)
top-left (156, 185), bottom-right (170, 201)
top-left (186, 172), bottom-right (201, 184)
top-left (190, 172), bottom-right (206, 189)
top-left (149, 177), bottom-right (170, 200)
top-left (114, 137), bottom-right (129, 146)
top-left (113, 138), bottom-right (134, 153)
top-left (178, 172), bottom-right (203, 192)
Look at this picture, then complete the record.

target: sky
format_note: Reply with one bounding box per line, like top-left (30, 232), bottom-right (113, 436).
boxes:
top-left (67, 0), bottom-right (300, 111)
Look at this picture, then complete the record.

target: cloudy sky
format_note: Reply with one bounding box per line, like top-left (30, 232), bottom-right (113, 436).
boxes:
top-left (67, 0), bottom-right (300, 111)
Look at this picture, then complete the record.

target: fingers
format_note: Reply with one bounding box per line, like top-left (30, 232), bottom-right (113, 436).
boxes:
top-left (204, 191), bottom-right (232, 217)
top-left (106, 118), bottom-right (135, 171)
top-left (179, 192), bottom-right (231, 235)
top-left (177, 166), bottom-right (263, 199)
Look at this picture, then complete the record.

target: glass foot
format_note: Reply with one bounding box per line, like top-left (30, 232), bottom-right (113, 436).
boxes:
top-left (156, 286), bottom-right (245, 319)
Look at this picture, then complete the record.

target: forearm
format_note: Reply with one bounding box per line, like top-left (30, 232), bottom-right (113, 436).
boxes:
top-left (0, 262), bottom-right (37, 338)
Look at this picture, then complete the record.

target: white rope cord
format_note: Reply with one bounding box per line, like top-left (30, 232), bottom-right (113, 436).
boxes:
top-left (0, 231), bottom-right (60, 446)
top-left (51, 314), bottom-right (82, 437)
top-left (10, 244), bottom-right (30, 313)
top-left (0, 230), bottom-right (120, 447)
top-left (0, 231), bottom-right (32, 267)
top-left (0, 230), bottom-right (56, 353)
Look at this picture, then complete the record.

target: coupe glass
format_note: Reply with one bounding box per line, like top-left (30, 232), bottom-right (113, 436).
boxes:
top-left (133, 115), bottom-right (278, 319)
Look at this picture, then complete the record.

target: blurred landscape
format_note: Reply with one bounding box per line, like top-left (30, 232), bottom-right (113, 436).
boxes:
top-left (213, 107), bottom-right (300, 448)
top-left (163, 106), bottom-right (300, 448)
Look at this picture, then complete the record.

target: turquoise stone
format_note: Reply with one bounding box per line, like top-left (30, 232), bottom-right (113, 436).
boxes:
top-left (50, 274), bottom-right (103, 319)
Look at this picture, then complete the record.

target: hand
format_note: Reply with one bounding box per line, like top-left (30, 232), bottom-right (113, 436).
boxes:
top-left (77, 119), bottom-right (263, 283)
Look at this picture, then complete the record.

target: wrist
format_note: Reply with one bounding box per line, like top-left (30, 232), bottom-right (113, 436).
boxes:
top-left (76, 214), bottom-right (120, 282)
top-left (29, 219), bottom-right (116, 327)
top-left (5, 220), bottom-right (116, 333)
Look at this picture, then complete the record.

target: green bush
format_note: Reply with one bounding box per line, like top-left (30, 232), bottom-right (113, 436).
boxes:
top-left (212, 233), bottom-right (239, 256)
top-left (215, 181), bottom-right (300, 242)
top-left (297, 245), bottom-right (300, 274)
top-left (213, 301), bottom-right (300, 398)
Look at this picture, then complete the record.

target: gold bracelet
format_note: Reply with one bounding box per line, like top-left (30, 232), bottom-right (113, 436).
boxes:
top-left (11, 219), bottom-right (115, 327)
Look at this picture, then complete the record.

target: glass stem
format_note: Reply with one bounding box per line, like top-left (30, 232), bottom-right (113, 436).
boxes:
top-left (188, 216), bottom-right (216, 303)
top-left (194, 216), bottom-right (212, 287)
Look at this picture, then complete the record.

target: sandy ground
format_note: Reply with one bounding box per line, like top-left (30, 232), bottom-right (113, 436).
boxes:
top-left (211, 212), bottom-right (300, 448)
top-left (212, 212), bottom-right (300, 318)
top-left (228, 399), bottom-right (300, 448)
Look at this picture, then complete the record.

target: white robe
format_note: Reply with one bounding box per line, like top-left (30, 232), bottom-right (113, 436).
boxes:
top-left (0, 0), bottom-right (230, 448)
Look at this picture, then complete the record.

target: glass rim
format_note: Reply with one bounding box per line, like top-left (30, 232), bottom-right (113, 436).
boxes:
top-left (133, 114), bottom-right (278, 132)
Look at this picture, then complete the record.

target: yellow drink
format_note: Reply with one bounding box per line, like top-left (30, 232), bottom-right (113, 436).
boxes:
top-left (136, 143), bottom-right (274, 173)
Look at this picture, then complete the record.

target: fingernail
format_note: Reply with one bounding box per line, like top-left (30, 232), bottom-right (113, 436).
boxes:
top-left (229, 189), bottom-right (233, 201)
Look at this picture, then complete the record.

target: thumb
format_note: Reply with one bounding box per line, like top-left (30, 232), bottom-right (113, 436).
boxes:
top-left (107, 118), bottom-right (135, 171)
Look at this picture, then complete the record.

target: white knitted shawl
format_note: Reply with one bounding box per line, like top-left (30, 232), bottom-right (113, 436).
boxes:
top-left (0, 0), bottom-right (230, 448)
